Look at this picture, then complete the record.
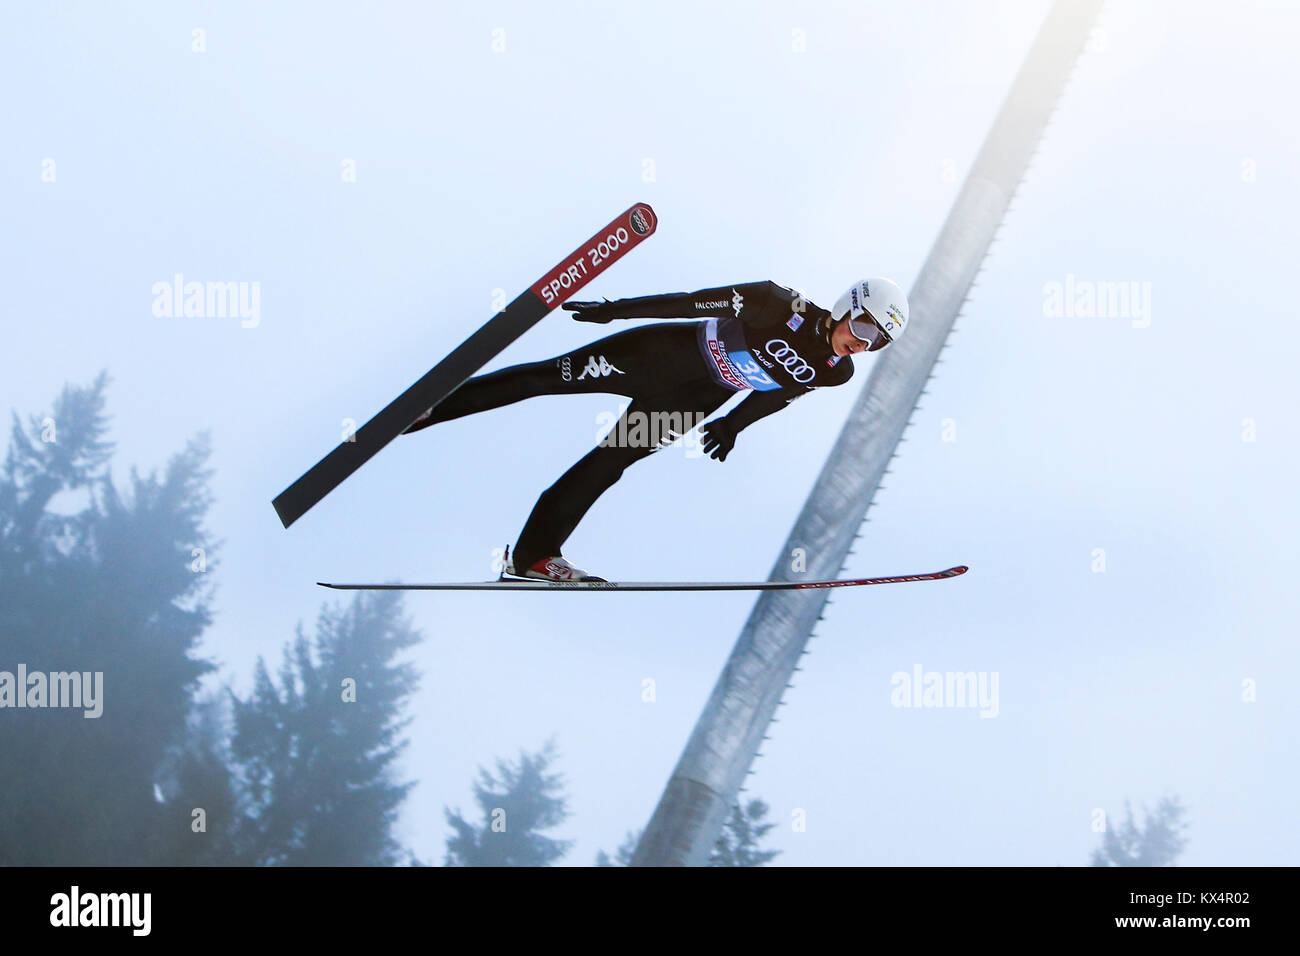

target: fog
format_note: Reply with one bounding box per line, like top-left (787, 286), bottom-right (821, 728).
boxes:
top-left (2, 0), bottom-right (1296, 866)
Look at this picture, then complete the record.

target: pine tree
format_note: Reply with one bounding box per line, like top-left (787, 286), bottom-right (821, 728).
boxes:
top-left (444, 741), bottom-right (573, 866)
top-left (710, 799), bottom-right (781, 866)
top-left (150, 692), bottom-right (240, 865)
top-left (0, 374), bottom-right (220, 865)
top-left (595, 830), bottom-right (639, 866)
top-left (1091, 796), bottom-right (1188, 866)
top-left (228, 591), bottom-right (420, 865)
top-left (594, 799), bottom-right (781, 866)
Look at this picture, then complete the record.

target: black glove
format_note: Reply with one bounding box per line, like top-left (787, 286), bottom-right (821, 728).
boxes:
top-left (563, 298), bottom-right (616, 323)
top-left (698, 418), bottom-right (737, 462)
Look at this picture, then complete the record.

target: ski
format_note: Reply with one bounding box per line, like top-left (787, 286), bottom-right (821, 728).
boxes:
top-left (272, 202), bottom-right (659, 529)
top-left (317, 565), bottom-right (968, 591)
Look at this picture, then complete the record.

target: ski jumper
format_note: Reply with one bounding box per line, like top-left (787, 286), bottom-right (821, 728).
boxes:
top-left (403, 281), bottom-right (855, 569)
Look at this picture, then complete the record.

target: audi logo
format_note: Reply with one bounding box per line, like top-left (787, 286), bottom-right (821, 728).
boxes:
top-left (765, 339), bottom-right (814, 382)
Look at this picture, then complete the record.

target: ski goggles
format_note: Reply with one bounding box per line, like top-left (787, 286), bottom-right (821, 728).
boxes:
top-left (846, 311), bottom-right (893, 351)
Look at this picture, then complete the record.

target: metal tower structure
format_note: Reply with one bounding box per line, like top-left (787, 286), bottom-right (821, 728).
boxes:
top-left (631, 0), bottom-right (1104, 867)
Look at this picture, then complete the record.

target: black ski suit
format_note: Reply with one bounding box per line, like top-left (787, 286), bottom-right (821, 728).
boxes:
top-left (403, 281), bottom-right (854, 570)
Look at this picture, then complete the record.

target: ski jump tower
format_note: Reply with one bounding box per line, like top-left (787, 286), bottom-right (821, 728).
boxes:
top-left (631, 0), bottom-right (1104, 867)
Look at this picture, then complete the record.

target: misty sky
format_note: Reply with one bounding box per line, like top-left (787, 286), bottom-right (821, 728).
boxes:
top-left (2, 0), bottom-right (1297, 865)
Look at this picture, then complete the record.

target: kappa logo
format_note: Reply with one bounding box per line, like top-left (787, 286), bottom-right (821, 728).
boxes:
top-left (559, 356), bottom-right (573, 381)
top-left (732, 288), bottom-right (744, 317)
top-left (577, 355), bottom-right (624, 379)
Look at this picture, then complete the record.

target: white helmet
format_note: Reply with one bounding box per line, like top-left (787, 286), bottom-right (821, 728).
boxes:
top-left (832, 278), bottom-right (909, 351)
